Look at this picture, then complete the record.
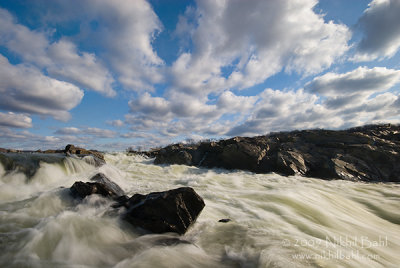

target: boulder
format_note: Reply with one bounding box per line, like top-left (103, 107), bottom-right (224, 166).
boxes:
top-left (70, 181), bottom-right (121, 199)
top-left (90, 173), bottom-right (125, 196)
top-left (70, 173), bottom-right (125, 199)
top-left (123, 187), bottom-right (205, 234)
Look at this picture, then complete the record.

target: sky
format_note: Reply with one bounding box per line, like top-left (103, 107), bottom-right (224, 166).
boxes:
top-left (1, 0), bottom-right (400, 151)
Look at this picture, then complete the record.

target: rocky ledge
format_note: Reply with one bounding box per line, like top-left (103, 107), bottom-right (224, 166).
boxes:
top-left (0, 144), bottom-right (105, 177)
top-left (150, 124), bottom-right (400, 182)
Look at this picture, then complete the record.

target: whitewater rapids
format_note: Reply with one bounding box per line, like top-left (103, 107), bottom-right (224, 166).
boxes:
top-left (0, 153), bottom-right (399, 267)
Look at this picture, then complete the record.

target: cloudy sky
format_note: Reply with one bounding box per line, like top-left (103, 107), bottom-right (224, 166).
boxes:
top-left (1, 0), bottom-right (400, 150)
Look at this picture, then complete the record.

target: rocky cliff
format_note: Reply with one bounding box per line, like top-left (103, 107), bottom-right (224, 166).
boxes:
top-left (151, 124), bottom-right (400, 182)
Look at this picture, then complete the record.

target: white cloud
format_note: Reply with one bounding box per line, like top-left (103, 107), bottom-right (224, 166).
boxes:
top-left (353, 0), bottom-right (400, 61)
top-left (106, 120), bottom-right (124, 127)
top-left (0, 54), bottom-right (84, 121)
top-left (55, 126), bottom-right (116, 138)
top-left (0, 112), bottom-right (32, 128)
top-left (85, 128), bottom-right (116, 138)
top-left (305, 67), bottom-right (400, 96)
top-left (126, 90), bottom-right (260, 139)
top-left (32, 0), bottom-right (164, 91)
top-left (170, 0), bottom-right (350, 96)
top-left (54, 127), bottom-right (81, 135)
top-left (0, 8), bottom-right (115, 96)
top-left (227, 89), bottom-right (340, 136)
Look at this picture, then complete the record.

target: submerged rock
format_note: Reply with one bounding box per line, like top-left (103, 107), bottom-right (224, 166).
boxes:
top-left (123, 187), bottom-right (205, 234)
top-left (151, 124), bottom-right (400, 182)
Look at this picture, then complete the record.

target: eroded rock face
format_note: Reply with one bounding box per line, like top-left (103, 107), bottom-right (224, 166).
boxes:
top-left (123, 187), bottom-right (205, 234)
top-left (151, 124), bottom-right (400, 182)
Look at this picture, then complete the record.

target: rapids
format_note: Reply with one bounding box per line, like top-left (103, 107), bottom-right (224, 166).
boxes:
top-left (0, 153), bottom-right (399, 267)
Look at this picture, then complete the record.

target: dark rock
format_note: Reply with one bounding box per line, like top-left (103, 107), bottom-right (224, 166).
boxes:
top-left (70, 173), bottom-right (125, 199)
top-left (153, 144), bottom-right (193, 165)
top-left (218, 219), bottom-right (231, 223)
top-left (123, 187), bottom-right (205, 234)
top-left (150, 124), bottom-right (400, 182)
top-left (70, 181), bottom-right (121, 199)
top-left (64, 144), bottom-right (105, 166)
top-left (90, 173), bottom-right (125, 197)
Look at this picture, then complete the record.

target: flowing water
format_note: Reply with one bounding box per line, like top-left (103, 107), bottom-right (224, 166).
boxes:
top-left (0, 153), bottom-right (399, 268)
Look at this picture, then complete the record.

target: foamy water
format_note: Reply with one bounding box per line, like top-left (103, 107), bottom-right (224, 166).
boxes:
top-left (0, 153), bottom-right (399, 267)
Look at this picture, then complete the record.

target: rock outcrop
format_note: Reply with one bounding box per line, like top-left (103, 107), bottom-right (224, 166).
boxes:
top-left (151, 124), bottom-right (400, 182)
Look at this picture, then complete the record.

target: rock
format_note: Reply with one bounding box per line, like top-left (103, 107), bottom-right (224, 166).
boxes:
top-left (123, 187), bottom-right (205, 234)
top-left (64, 144), bottom-right (105, 166)
top-left (150, 124), bottom-right (400, 182)
top-left (90, 173), bottom-right (125, 197)
top-left (153, 145), bottom-right (193, 165)
top-left (70, 173), bottom-right (125, 199)
top-left (70, 181), bottom-right (122, 199)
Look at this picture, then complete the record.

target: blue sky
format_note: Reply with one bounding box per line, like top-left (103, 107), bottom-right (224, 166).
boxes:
top-left (1, 0), bottom-right (400, 151)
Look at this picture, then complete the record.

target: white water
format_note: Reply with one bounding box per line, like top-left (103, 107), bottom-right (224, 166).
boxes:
top-left (0, 153), bottom-right (399, 267)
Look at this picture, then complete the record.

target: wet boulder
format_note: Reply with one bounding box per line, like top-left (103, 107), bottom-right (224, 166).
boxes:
top-left (90, 173), bottom-right (125, 197)
top-left (123, 187), bottom-right (205, 235)
top-left (70, 173), bottom-right (125, 199)
top-left (70, 181), bottom-right (121, 199)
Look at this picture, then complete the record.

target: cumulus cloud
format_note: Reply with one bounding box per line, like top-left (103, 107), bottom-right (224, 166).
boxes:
top-left (0, 55), bottom-right (84, 121)
top-left (0, 112), bottom-right (32, 128)
top-left (170, 0), bottom-right (350, 96)
top-left (227, 89), bottom-right (339, 136)
top-left (29, 0), bottom-right (164, 91)
top-left (305, 67), bottom-right (400, 96)
top-left (125, 88), bottom-right (262, 143)
top-left (353, 0), bottom-right (400, 61)
top-left (0, 8), bottom-right (115, 96)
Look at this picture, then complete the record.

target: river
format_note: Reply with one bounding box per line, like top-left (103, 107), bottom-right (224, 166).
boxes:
top-left (0, 153), bottom-right (399, 267)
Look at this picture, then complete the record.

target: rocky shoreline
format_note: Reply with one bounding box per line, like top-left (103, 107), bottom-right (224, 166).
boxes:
top-left (144, 124), bottom-right (400, 183)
